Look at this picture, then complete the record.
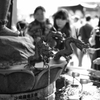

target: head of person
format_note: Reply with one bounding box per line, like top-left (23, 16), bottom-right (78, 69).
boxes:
top-left (33, 6), bottom-right (46, 22)
top-left (85, 14), bottom-right (91, 22)
top-left (53, 9), bottom-right (70, 30)
top-left (73, 15), bottom-right (80, 23)
top-left (16, 21), bottom-right (27, 31)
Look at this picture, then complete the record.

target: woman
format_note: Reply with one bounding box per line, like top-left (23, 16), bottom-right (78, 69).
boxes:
top-left (51, 9), bottom-right (75, 91)
top-left (52, 9), bottom-right (72, 50)
top-left (27, 6), bottom-right (51, 43)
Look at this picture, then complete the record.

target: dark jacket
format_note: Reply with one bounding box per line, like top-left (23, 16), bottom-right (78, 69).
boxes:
top-left (27, 19), bottom-right (51, 39)
top-left (79, 23), bottom-right (93, 44)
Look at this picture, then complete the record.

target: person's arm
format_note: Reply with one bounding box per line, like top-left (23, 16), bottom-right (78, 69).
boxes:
top-left (86, 48), bottom-right (99, 54)
top-left (89, 29), bottom-right (96, 46)
top-left (27, 23), bottom-right (35, 36)
top-left (27, 22), bottom-right (42, 43)
top-left (78, 26), bottom-right (83, 42)
top-left (93, 57), bottom-right (100, 65)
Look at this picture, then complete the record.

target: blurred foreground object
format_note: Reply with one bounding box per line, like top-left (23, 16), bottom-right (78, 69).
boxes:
top-left (0, 0), bottom-right (19, 36)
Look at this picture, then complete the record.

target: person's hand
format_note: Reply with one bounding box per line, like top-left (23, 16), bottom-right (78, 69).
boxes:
top-left (93, 58), bottom-right (100, 65)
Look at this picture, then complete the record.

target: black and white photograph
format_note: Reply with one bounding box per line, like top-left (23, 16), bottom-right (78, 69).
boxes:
top-left (0, 0), bottom-right (100, 100)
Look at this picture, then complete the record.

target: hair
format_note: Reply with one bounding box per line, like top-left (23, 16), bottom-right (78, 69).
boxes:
top-left (33, 6), bottom-right (46, 15)
top-left (74, 15), bottom-right (80, 22)
top-left (85, 15), bottom-right (91, 22)
top-left (16, 21), bottom-right (27, 31)
top-left (53, 9), bottom-right (69, 20)
top-left (53, 9), bottom-right (71, 37)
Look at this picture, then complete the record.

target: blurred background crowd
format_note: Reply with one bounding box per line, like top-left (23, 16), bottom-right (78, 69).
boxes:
top-left (6, 0), bottom-right (100, 70)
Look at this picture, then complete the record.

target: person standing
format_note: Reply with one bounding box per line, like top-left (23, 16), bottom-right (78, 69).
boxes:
top-left (27, 6), bottom-right (51, 43)
top-left (52, 8), bottom-right (72, 50)
top-left (78, 15), bottom-right (93, 67)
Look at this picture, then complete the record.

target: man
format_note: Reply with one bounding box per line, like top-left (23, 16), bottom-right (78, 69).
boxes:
top-left (78, 15), bottom-right (93, 67)
top-left (79, 15), bottom-right (93, 44)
